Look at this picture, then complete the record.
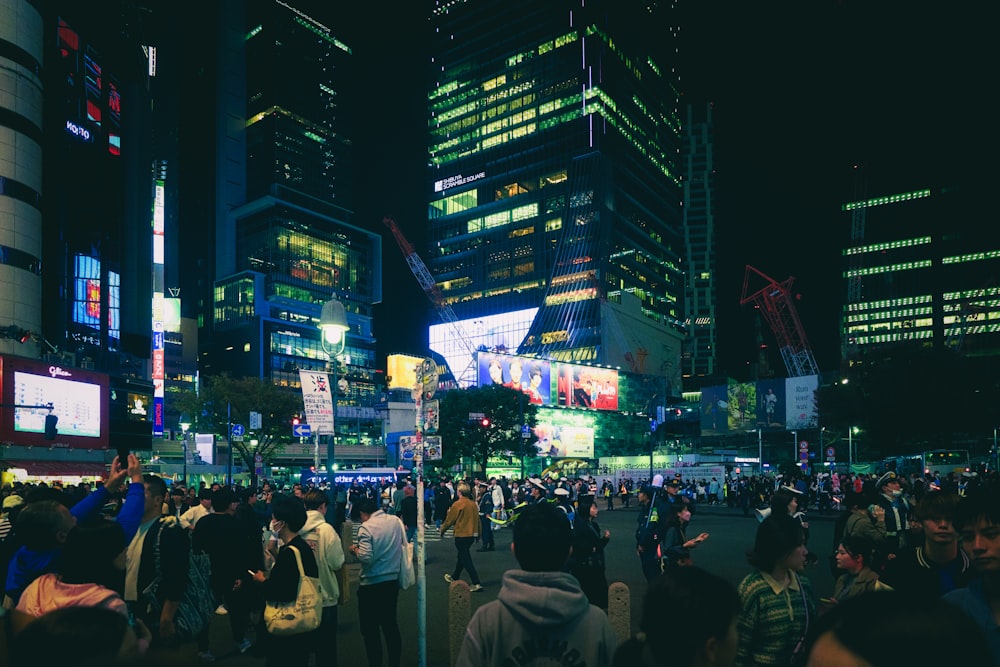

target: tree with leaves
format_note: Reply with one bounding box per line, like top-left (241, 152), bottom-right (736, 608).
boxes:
top-left (435, 384), bottom-right (538, 476)
top-left (172, 374), bottom-right (304, 489)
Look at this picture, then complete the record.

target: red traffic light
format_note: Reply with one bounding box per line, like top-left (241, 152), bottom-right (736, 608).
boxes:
top-left (292, 416), bottom-right (301, 426)
top-left (481, 418), bottom-right (490, 427)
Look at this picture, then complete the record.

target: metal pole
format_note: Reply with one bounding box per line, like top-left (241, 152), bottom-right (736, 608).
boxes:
top-left (519, 393), bottom-right (525, 481)
top-left (848, 427), bottom-right (853, 471)
top-left (227, 402), bottom-right (233, 487)
top-left (326, 358), bottom-right (338, 494)
top-left (757, 429), bottom-right (763, 475)
top-left (414, 362), bottom-right (427, 667)
top-left (182, 434), bottom-right (188, 487)
top-left (791, 431), bottom-right (798, 469)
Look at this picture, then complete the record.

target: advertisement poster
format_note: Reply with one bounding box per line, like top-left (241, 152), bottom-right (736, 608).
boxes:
top-left (757, 379), bottom-right (785, 430)
top-left (785, 375), bottom-right (819, 429)
top-left (298, 370), bottom-right (334, 435)
top-left (699, 384), bottom-right (729, 435)
top-left (555, 364), bottom-right (618, 410)
top-left (477, 352), bottom-right (551, 405)
top-left (532, 424), bottom-right (595, 458)
top-left (727, 381), bottom-right (757, 431)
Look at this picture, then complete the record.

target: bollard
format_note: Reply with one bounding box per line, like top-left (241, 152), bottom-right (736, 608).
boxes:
top-left (339, 519), bottom-right (354, 605)
top-left (447, 579), bottom-right (471, 667)
top-left (607, 581), bottom-right (631, 646)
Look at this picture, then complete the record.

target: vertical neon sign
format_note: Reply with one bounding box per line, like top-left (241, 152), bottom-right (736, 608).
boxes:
top-left (151, 180), bottom-right (165, 436)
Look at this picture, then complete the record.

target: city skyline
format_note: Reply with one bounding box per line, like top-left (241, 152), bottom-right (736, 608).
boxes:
top-left (360, 2), bottom-right (989, 383)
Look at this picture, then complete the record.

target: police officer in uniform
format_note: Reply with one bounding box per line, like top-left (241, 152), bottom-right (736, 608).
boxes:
top-left (874, 471), bottom-right (911, 559)
top-left (635, 485), bottom-right (667, 582)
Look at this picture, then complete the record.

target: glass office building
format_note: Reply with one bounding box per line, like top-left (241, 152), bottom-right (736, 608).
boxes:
top-left (426, 0), bottom-right (687, 388)
top-left (841, 183), bottom-right (1000, 364)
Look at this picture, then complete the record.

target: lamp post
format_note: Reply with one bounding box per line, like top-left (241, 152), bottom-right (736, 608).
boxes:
top-left (318, 296), bottom-right (349, 489)
top-left (178, 414), bottom-right (191, 488)
top-left (848, 426), bottom-right (858, 471)
top-left (791, 430), bottom-right (798, 468)
top-left (753, 428), bottom-right (763, 475)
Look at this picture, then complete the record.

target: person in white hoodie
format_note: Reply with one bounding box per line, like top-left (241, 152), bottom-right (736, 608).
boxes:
top-left (456, 501), bottom-right (617, 667)
top-left (300, 488), bottom-right (346, 666)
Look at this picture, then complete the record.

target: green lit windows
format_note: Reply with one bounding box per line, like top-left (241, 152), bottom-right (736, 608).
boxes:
top-left (545, 218), bottom-right (562, 232)
top-left (430, 189), bottom-right (479, 219)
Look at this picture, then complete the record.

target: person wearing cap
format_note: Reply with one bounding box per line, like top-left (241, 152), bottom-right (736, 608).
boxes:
top-left (874, 471), bottom-right (911, 558)
top-left (526, 477), bottom-right (547, 505)
top-left (553, 487), bottom-right (575, 523)
top-left (635, 485), bottom-right (667, 582)
top-left (456, 502), bottom-right (617, 666)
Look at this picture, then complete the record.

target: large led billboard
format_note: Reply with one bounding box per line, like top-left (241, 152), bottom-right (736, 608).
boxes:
top-left (0, 355), bottom-right (109, 449)
top-left (429, 307), bottom-right (538, 388)
top-left (477, 352), bottom-right (618, 411)
top-left (477, 352), bottom-right (551, 405)
top-left (386, 354), bottom-right (429, 391)
top-left (699, 376), bottom-right (818, 435)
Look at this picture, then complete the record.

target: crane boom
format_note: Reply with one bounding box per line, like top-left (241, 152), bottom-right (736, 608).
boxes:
top-left (382, 216), bottom-right (478, 385)
top-left (740, 265), bottom-right (820, 377)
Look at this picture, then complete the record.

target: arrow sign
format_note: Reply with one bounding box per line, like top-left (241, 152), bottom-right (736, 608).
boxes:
top-left (231, 423), bottom-right (245, 437)
top-left (293, 423), bottom-right (312, 437)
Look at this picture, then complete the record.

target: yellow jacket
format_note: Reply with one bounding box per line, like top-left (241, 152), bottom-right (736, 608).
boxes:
top-left (441, 495), bottom-right (480, 538)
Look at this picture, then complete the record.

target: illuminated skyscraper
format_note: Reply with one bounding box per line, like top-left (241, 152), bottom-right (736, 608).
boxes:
top-left (189, 2), bottom-right (383, 434)
top-left (841, 182), bottom-right (1000, 365)
top-left (426, 0), bottom-right (686, 390)
top-left (681, 103), bottom-right (718, 382)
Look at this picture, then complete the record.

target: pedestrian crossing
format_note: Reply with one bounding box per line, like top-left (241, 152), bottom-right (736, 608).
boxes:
top-left (348, 522), bottom-right (452, 543)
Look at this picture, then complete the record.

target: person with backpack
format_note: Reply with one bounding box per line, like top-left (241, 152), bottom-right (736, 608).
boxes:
top-left (123, 474), bottom-right (198, 649)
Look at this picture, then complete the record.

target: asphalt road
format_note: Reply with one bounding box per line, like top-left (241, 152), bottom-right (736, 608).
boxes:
top-left (192, 501), bottom-right (839, 666)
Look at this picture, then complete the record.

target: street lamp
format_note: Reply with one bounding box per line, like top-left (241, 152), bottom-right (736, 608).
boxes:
top-left (754, 428), bottom-right (763, 474)
top-left (318, 295), bottom-right (349, 486)
top-left (848, 426), bottom-right (859, 470)
top-left (178, 414), bottom-right (191, 487)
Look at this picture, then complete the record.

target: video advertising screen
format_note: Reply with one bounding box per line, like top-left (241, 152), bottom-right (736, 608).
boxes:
top-left (0, 356), bottom-right (109, 449)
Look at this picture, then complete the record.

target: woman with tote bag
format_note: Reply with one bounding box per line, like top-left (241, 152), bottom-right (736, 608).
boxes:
top-left (251, 496), bottom-right (321, 667)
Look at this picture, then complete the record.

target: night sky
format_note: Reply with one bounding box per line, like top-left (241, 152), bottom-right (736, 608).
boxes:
top-left (344, 2), bottom-right (992, 381)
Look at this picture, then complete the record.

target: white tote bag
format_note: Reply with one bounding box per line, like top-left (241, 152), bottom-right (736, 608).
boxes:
top-left (397, 518), bottom-right (416, 590)
top-left (264, 545), bottom-right (323, 636)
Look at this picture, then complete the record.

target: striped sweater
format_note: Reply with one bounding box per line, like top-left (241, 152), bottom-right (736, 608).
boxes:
top-left (736, 570), bottom-right (815, 667)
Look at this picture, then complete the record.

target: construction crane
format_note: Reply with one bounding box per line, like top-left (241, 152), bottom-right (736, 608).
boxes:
top-left (739, 265), bottom-right (820, 377)
top-left (382, 216), bottom-right (478, 386)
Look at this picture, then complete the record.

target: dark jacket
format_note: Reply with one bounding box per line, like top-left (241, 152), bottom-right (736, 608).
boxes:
top-left (261, 535), bottom-right (319, 604)
top-left (132, 516), bottom-right (191, 626)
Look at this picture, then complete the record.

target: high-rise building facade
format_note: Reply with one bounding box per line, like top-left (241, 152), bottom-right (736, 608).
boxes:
top-left (841, 182), bottom-right (1000, 365)
top-left (426, 0), bottom-right (686, 393)
top-left (681, 103), bottom-right (718, 384)
top-left (192, 1), bottom-right (383, 452)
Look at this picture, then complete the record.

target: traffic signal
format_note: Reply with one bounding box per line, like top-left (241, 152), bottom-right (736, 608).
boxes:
top-left (480, 417), bottom-right (490, 428)
top-left (44, 414), bottom-right (58, 440)
top-left (292, 416), bottom-right (301, 426)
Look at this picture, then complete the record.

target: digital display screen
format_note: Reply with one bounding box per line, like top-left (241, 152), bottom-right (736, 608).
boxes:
top-left (13, 371), bottom-right (101, 438)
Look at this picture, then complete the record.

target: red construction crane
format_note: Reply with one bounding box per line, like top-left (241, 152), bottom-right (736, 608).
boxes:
top-left (382, 216), bottom-right (478, 385)
top-left (739, 265), bottom-right (820, 377)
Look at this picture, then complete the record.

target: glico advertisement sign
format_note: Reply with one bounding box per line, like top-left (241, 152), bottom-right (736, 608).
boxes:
top-left (0, 355), bottom-right (110, 449)
top-left (477, 352), bottom-right (619, 411)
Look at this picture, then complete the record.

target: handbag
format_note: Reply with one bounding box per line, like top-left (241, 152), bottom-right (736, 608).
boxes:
top-left (264, 545), bottom-right (322, 636)
top-left (141, 517), bottom-right (215, 640)
top-left (398, 519), bottom-right (415, 590)
top-left (789, 574), bottom-right (811, 666)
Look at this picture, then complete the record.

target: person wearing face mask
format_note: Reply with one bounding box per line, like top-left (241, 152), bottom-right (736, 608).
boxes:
top-left (873, 471), bottom-right (911, 560)
top-left (251, 495), bottom-right (319, 667)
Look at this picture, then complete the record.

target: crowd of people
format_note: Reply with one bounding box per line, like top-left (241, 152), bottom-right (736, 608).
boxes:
top-left (0, 462), bottom-right (997, 666)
